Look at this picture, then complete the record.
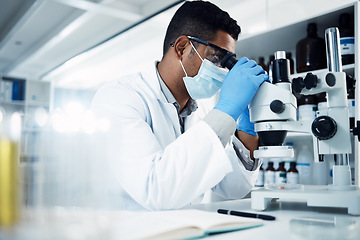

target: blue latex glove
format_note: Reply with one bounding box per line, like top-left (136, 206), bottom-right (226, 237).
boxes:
top-left (237, 107), bottom-right (257, 136)
top-left (214, 57), bottom-right (269, 120)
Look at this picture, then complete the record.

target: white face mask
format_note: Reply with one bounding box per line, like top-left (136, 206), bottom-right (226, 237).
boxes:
top-left (179, 41), bottom-right (228, 100)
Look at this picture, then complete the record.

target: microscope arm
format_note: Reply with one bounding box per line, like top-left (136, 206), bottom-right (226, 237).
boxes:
top-left (255, 120), bottom-right (312, 134)
top-left (294, 71), bottom-right (348, 109)
top-left (255, 120), bottom-right (320, 162)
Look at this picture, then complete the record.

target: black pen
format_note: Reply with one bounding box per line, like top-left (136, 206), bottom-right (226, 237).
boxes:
top-left (217, 209), bottom-right (276, 221)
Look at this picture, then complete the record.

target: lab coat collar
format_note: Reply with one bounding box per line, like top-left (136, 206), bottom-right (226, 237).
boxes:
top-left (139, 61), bottom-right (168, 103)
top-left (139, 61), bottom-right (182, 135)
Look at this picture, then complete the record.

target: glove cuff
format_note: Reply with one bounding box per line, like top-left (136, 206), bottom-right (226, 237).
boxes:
top-left (214, 102), bottom-right (242, 121)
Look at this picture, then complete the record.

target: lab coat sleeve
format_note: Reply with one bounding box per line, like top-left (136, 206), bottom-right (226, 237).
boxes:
top-left (211, 135), bottom-right (260, 199)
top-left (91, 82), bottom-right (233, 211)
top-left (232, 135), bottom-right (261, 171)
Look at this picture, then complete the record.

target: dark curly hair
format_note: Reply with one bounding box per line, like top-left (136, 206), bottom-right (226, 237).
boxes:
top-left (162, 0), bottom-right (241, 56)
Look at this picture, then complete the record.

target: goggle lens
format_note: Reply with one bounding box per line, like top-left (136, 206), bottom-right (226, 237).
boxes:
top-left (204, 46), bottom-right (227, 67)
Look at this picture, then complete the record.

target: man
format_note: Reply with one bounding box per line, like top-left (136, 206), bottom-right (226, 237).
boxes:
top-left (91, 0), bottom-right (268, 211)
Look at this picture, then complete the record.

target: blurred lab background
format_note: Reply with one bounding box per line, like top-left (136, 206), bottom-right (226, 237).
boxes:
top-left (0, 0), bottom-right (358, 238)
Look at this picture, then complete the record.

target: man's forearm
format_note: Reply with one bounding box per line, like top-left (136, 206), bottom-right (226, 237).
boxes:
top-left (235, 130), bottom-right (259, 160)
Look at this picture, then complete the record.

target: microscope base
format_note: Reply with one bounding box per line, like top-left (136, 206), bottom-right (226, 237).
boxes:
top-left (251, 185), bottom-right (360, 215)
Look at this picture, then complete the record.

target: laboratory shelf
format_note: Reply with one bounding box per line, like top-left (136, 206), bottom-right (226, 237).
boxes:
top-left (236, 4), bottom-right (355, 61)
top-left (238, 0), bottom-right (360, 214)
top-left (290, 63), bottom-right (355, 79)
top-left (0, 75), bottom-right (51, 207)
top-left (20, 153), bottom-right (40, 161)
top-left (25, 101), bottom-right (50, 107)
top-left (0, 100), bottom-right (26, 106)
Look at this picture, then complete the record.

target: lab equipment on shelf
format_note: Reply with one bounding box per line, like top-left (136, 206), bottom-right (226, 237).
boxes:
top-left (0, 109), bottom-right (22, 227)
top-left (264, 162), bottom-right (275, 185)
top-left (255, 164), bottom-right (264, 187)
top-left (339, 13), bottom-right (355, 65)
top-left (296, 144), bottom-right (313, 185)
top-left (249, 27), bottom-right (360, 215)
top-left (275, 162), bottom-right (287, 184)
top-left (296, 23), bottom-right (327, 73)
top-left (287, 162), bottom-right (299, 184)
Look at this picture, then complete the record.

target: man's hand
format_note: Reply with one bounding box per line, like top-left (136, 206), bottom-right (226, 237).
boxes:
top-left (237, 107), bottom-right (256, 136)
top-left (214, 57), bottom-right (269, 120)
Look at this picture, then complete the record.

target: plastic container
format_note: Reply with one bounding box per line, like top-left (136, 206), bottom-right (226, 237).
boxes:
top-left (312, 161), bottom-right (328, 185)
top-left (297, 145), bottom-right (313, 185)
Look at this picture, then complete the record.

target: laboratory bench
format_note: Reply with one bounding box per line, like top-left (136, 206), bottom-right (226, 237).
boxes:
top-left (184, 198), bottom-right (360, 240)
top-left (1, 196), bottom-right (360, 240)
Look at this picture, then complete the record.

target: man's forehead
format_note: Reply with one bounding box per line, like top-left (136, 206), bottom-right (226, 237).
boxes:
top-left (211, 31), bottom-right (236, 53)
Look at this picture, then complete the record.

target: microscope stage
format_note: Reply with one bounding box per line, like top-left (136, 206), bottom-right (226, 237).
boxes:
top-left (254, 146), bottom-right (294, 159)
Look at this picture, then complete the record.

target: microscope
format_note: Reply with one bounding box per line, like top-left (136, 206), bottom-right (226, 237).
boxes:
top-left (222, 27), bottom-right (360, 215)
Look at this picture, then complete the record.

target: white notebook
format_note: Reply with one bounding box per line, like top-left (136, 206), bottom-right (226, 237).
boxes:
top-left (110, 209), bottom-right (263, 239)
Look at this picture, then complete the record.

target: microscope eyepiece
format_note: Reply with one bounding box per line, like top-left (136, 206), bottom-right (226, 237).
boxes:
top-left (274, 51), bottom-right (286, 59)
top-left (272, 50), bottom-right (291, 84)
top-left (220, 52), bottom-right (237, 70)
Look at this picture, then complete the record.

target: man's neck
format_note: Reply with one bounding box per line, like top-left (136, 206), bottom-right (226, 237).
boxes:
top-left (157, 59), bottom-right (190, 111)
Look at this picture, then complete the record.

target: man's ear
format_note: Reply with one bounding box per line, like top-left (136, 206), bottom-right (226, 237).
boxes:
top-left (173, 36), bottom-right (189, 60)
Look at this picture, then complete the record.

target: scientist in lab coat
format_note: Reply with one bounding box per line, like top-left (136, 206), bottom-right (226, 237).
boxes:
top-left (91, 1), bottom-right (269, 211)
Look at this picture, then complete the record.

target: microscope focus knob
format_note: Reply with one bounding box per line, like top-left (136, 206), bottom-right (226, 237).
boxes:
top-left (304, 72), bottom-right (318, 89)
top-left (292, 77), bottom-right (305, 93)
top-left (311, 116), bottom-right (337, 140)
top-left (270, 100), bottom-right (285, 114)
top-left (292, 73), bottom-right (318, 93)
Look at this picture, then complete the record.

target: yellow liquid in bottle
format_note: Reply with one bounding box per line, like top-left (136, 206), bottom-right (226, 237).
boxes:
top-left (0, 138), bottom-right (19, 227)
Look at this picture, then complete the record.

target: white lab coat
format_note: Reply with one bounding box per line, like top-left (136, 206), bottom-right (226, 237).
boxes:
top-left (91, 63), bottom-right (258, 211)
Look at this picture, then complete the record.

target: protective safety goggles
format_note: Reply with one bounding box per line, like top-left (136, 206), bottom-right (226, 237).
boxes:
top-left (187, 36), bottom-right (235, 67)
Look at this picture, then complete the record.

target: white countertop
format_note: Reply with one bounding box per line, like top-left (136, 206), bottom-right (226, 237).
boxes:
top-left (1, 197), bottom-right (360, 240)
top-left (184, 198), bottom-right (360, 240)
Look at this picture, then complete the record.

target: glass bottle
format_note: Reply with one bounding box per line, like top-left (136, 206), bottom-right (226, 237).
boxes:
top-left (346, 74), bottom-right (356, 129)
top-left (275, 162), bottom-right (287, 184)
top-left (286, 52), bottom-right (295, 74)
top-left (297, 145), bottom-right (313, 185)
top-left (0, 109), bottom-right (21, 227)
top-left (339, 13), bottom-right (355, 65)
top-left (258, 56), bottom-right (267, 72)
top-left (264, 161), bottom-right (275, 185)
top-left (287, 162), bottom-right (299, 184)
top-left (297, 94), bottom-right (317, 121)
top-left (296, 23), bottom-right (327, 73)
top-left (255, 164), bottom-right (264, 187)
top-left (267, 55), bottom-right (275, 82)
